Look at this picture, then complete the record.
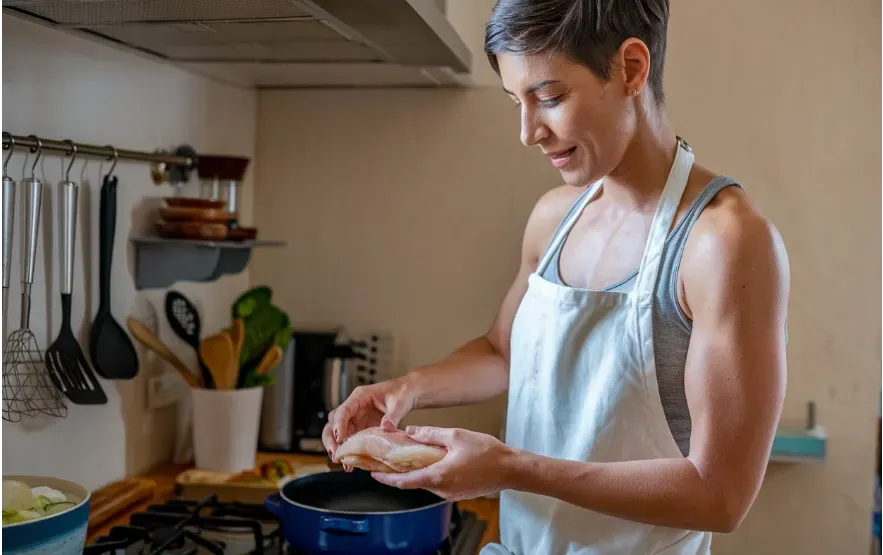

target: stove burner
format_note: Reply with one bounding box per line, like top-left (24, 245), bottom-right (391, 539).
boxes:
top-left (85, 494), bottom-right (486, 555)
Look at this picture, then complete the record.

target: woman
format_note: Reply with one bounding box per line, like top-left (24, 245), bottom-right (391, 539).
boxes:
top-left (323, 0), bottom-right (789, 553)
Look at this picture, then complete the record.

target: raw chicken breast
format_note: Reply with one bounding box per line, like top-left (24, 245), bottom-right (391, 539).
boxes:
top-left (332, 427), bottom-right (446, 473)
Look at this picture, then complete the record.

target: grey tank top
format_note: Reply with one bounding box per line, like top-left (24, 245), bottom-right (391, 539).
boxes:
top-left (540, 176), bottom-right (741, 456)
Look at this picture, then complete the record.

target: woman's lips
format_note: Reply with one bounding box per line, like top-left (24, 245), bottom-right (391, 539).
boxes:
top-left (546, 147), bottom-right (576, 169)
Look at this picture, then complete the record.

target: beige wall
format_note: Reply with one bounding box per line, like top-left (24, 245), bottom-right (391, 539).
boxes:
top-left (253, 0), bottom-right (880, 553)
top-left (664, 1), bottom-right (881, 553)
top-left (2, 16), bottom-right (257, 489)
top-left (254, 88), bottom-right (554, 434)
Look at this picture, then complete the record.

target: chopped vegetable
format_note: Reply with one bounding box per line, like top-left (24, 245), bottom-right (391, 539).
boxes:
top-left (44, 502), bottom-right (76, 515)
top-left (2, 481), bottom-right (77, 525)
top-left (32, 486), bottom-right (67, 505)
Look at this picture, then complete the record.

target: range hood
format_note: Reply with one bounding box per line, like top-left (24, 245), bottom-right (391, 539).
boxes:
top-left (2, 0), bottom-right (475, 88)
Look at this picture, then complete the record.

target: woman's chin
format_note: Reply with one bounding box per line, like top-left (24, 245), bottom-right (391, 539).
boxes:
top-left (559, 167), bottom-right (593, 187)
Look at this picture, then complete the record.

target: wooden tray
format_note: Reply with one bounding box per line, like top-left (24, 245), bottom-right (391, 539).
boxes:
top-left (174, 462), bottom-right (330, 504)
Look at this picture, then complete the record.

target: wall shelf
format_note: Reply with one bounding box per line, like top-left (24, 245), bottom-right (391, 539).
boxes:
top-left (769, 401), bottom-right (826, 464)
top-left (770, 429), bottom-right (827, 464)
top-left (131, 236), bottom-right (284, 290)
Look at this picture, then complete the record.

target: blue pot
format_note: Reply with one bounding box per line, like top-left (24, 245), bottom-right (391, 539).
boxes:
top-left (265, 470), bottom-right (452, 555)
top-left (3, 475), bottom-right (91, 555)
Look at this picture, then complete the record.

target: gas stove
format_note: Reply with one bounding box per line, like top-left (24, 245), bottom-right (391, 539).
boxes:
top-left (84, 494), bottom-right (487, 555)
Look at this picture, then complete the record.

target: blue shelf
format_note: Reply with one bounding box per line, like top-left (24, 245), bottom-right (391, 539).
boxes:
top-left (770, 427), bottom-right (826, 463)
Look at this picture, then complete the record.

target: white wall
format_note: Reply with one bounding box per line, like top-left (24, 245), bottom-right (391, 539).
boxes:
top-left (252, 0), bottom-right (880, 554)
top-left (2, 15), bottom-right (257, 490)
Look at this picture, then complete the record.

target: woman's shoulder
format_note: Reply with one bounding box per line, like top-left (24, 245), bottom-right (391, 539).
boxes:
top-left (521, 184), bottom-right (586, 264)
top-left (678, 170), bottom-right (789, 319)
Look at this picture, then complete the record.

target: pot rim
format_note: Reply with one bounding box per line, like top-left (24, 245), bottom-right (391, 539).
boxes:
top-left (278, 480), bottom-right (452, 516)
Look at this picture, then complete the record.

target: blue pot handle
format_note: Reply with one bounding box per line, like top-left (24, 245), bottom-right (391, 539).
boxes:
top-left (320, 516), bottom-right (370, 534)
top-left (264, 493), bottom-right (283, 517)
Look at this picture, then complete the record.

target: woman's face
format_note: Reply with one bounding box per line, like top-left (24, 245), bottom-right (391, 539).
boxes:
top-left (497, 51), bottom-right (637, 187)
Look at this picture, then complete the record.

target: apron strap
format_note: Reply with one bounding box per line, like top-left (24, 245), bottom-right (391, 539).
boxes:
top-left (536, 179), bottom-right (603, 276)
top-left (633, 137), bottom-right (695, 296)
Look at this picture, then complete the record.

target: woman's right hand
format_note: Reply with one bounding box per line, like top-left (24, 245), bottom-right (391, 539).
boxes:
top-left (322, 376), bottom-right (418, 458)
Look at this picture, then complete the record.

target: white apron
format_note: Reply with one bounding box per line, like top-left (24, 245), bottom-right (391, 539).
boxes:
top-left (481, 138), bottom-right (712, 555)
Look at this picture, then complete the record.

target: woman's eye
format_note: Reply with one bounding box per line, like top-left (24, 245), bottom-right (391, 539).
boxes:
top-left (539, 96), bottom-right (562, 107)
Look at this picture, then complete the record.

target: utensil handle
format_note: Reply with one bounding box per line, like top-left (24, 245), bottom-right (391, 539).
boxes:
top-left (2, 175), bottom-right (15, 289)
top-left (60, 179), bottom-right (77, 295)
top-left (20, 177), bottom-right (41, 327)
top-left (98, 175), bottom-right (116, 310)
top-left (20, 177), bottom-right (40, 286)
top-left (125, 317), bottom-right (200, 387)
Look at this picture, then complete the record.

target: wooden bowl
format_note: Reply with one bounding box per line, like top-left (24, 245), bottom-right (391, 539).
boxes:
top-left (163, 197), bottom-right (227, 210)
top-left (159, 206), bottom-right (235, 223)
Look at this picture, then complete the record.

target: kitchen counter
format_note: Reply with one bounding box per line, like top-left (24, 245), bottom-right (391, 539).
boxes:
top-left (87, 452), bottom-right (500, 552)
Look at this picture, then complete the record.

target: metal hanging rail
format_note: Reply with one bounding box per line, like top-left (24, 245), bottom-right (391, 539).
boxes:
top-left (2, 132), bottom-right (196, 185)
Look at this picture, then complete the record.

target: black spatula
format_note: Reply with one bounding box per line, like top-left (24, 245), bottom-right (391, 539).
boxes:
top-left (165, 290), bottom-right (214, 389)
top-left (46, 165), bottom-right (107, 403)
top-left (89, 173), bottom-right (138, 379)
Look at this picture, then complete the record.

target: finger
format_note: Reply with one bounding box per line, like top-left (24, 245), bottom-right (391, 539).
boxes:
top-left (380, 396), bottom-right (409, 431)
top-left (404, 425), bottom-right (454, 446)
top-left (331, 401), bottom-right (356, 443)
top-left (322, 423), bottom-right (339, 459)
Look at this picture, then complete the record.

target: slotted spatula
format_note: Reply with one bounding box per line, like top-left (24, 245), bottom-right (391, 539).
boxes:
top-left (46, 153), bottom-right (107, 404)
top-left (165, 290), bottom-right (214, 389)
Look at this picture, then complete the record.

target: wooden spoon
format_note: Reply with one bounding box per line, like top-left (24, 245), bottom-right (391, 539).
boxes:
top-left (126, 317), bottom-right (200, 387)
top-left (199, 331), bottom-right (237, 390)
top-left (255, 345), bottom-right (284, 376)
top-left (229, 318), bottom-right (245, 365)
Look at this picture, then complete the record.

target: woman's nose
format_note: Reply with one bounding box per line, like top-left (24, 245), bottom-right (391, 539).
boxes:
top-left (520, 107), bottom-right (548, 147)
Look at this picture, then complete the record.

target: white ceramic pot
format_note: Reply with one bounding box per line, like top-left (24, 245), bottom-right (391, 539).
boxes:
top-left (191, 386), bottom-right (264, 473)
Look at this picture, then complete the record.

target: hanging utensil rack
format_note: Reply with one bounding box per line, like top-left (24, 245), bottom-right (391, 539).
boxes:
top-left (2, 132), bottom-right (196, 185)
top-left (3, 131), bottom-right (285, 290)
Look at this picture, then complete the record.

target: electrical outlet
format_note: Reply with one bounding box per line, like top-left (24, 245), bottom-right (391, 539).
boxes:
top-left (147, 373), bottom-right (188, 410)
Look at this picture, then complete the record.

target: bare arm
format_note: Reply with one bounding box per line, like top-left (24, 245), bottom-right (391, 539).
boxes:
top-left (501, 196), bottom-right (789, 532)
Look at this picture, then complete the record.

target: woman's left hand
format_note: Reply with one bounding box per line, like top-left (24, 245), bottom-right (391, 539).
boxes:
top-left (370, 426), bottom-right (516, 501)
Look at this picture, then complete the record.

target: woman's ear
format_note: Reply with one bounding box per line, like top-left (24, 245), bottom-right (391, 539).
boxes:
top-left (617, 38), bottom-right (651, 97)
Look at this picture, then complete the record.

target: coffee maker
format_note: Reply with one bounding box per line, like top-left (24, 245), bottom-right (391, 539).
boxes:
top-left (259, 329), bottom-right (374, 454)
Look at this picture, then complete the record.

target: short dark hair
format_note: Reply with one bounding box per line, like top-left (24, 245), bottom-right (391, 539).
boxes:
top-left (484, 0), bottom-right (670, 104)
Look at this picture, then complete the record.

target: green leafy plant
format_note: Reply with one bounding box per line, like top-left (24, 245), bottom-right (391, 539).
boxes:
top-left (232, 286), bottom-right (292, 388)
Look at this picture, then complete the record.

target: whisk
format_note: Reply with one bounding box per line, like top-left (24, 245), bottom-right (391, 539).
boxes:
top-left (2, 136), bottom-right (67, 422)
top-left (3, 133), bottom-right (15, 336)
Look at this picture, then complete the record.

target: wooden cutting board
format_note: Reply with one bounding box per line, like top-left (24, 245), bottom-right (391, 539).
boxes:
top-left (88, 478), bottom-right (156, 533)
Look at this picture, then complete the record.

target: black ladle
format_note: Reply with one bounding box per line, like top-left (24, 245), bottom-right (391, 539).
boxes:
top-left (89, 159), bottom-right (138, 380)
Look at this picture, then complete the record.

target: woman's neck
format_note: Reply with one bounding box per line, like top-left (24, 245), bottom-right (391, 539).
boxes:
top-left (603, 108), bottom-right (679, 211)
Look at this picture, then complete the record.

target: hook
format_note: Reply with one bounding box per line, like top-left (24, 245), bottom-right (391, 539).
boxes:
top-left (64, 140), bottom-right (77, 181)
top-left (27, 135), bottom-right (42, 179)
top-left (105, 145), bottom-right (118, 178)
top-left (2, 132), bottom-right (13, 178)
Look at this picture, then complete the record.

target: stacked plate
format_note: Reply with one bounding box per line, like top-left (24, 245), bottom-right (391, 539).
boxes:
top-left (156, 197), bottom-right (257, 241)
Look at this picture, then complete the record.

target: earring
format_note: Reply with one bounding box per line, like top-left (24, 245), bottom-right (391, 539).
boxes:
top-left (631, 89), bottom-right (640, 97)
